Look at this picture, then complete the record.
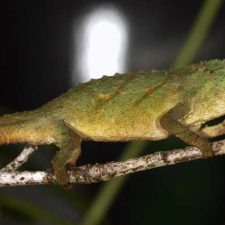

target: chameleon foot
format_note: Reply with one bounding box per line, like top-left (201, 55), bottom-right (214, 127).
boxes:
top-left (52, 161), bottom-right (70, 186)
top-left (199, 143), bottom-right (214, 158)
top-left (52, 124), bottom-right (82, 186)
top-left (160, 103), bottom-right (214, 159)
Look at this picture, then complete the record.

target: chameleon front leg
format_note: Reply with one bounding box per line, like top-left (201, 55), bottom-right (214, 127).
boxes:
top-left (52, 124), bottom-right (82, 186)
top-left (160, 103), bottom-right (213, 158)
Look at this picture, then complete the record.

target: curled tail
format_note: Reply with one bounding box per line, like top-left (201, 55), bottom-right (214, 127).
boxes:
top-left (0, 110), bottom-right (55, 145)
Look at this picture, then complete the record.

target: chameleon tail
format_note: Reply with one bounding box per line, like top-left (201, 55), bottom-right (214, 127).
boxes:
top-left (0, 111), bottom-right (54, 145)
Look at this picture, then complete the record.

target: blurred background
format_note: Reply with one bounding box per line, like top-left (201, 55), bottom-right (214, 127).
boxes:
top-left (0, 0), bottom-right (225, 224)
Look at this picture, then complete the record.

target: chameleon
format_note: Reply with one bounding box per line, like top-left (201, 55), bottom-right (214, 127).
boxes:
top-left (0, 59), bottom-right (225, 185)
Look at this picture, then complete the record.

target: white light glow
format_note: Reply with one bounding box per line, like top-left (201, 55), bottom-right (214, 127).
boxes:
top-left (74, 5), bottom-right (128, 83)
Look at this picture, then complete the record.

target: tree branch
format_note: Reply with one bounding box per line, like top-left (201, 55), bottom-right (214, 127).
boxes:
top-left (0, 138), bottom-right (224, 187)
top-left (1, 146), bottom-right (38, 172)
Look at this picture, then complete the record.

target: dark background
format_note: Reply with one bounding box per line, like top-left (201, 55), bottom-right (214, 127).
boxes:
top-left (0, 0), bottom-right (225, 225)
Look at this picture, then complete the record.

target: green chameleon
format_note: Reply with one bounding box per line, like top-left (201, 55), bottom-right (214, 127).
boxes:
top-left (0, 59), bottom-right (225, 185)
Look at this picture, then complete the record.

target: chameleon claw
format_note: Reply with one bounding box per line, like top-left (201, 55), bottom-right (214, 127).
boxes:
top-left (201, 145), bottom-right (214, 158)
top-left (53, 165), bottom-right (70, 186)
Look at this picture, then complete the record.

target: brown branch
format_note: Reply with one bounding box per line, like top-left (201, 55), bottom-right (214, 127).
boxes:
top-left (0, 138), bottom-right (224, 187)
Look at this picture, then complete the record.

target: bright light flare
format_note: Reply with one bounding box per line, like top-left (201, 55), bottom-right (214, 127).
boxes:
top-left (74, 5), bottom-right (128, 83)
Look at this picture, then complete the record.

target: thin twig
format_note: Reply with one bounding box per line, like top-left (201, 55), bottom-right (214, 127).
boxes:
top-left (0, 139), bottom-right (224, 187)
top-left (1, 146), bottom-right (38, 172)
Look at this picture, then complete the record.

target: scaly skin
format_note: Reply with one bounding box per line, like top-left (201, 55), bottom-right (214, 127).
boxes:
top-left (0, 59), bottom-right (225, 185)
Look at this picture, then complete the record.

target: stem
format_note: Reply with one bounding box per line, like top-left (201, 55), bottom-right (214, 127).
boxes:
top-left (173, 0), bottom-right (223, 68)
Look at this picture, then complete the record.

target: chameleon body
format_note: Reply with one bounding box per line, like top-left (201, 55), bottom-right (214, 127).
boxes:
top-left (0, 59), bottom-right (225, 185)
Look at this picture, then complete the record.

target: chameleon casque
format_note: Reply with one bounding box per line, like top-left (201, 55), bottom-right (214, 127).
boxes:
top-left (0, 59), bottom-right (225, 185)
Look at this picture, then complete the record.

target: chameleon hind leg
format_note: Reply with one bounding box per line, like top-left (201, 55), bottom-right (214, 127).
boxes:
top-left (52, 123), bottom-right (82, 186)
top-left (160, 103), bottom-right (213, 158)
